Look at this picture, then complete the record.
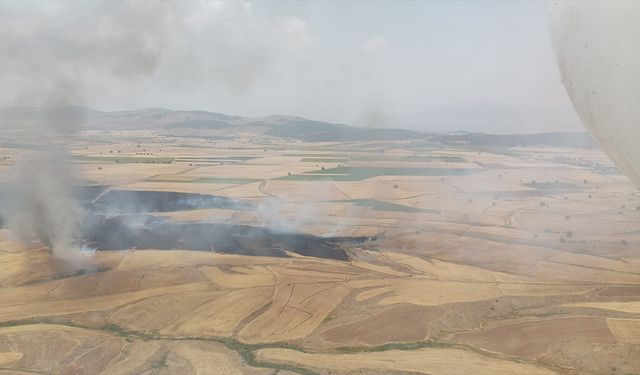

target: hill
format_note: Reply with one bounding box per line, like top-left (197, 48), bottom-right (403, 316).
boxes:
top-left (0, 106), bottom-right (595, 147)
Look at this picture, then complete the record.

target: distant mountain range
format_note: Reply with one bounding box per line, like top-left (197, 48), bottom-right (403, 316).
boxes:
top-left (0, 106), bottom-right (596, 148)
top-left (396, 103), bottom-right (583, 134)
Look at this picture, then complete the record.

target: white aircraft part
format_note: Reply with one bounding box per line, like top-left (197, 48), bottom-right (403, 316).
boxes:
top-left (551, 1), bottom-right (640, 184)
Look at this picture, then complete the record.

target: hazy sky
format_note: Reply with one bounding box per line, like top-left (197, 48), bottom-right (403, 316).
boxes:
top-left (0, 1), bottom-right (582, 132)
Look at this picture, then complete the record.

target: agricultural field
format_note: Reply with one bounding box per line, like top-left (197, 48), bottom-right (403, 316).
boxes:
top-left (0, 125), bottom-right (639, 374)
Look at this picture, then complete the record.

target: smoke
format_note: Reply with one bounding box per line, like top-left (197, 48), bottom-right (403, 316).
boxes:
top-left (4, 146), bottom-right (81, 261)
top-left (253, 198), bottom-right (305, 233)
top-left (0, 2), bottom-right (182, 267)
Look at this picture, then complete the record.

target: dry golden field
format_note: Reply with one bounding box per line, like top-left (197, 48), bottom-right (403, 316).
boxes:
top-left (0, 129), bottom-right (639, 374)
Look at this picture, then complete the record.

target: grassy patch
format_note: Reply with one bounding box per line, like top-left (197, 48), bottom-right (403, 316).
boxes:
top-left (486, 190), bottom-right (542, 198)
top-left (74, 155), bottom-right (174, 164)
top-left (150, 352), bottom-right (169, 369)
top-left (172, 144), bottom-right (216, 149)
top-left (19, 266), bottom-right (111, 286)
top-left (522, 182), bottom-right (585, 191)
top-left (350, 155), bottom-right (465, 163)
top-left (300, 158), bottom-right (349, 163)
top-left (278, 166), bottom-right (478, 181)
top-left (102, 323), bottom-right (156, 340)
top-left (100, 323), bottom-right (318, 374)
top-left (215, 338), bottom-right (318, 375)
top-left (194, 177), bottom-right (260, 184)
top-left (0, 320), bottom-right (468, 375)
top-left (333, 340), bottom-right (451, 353)
top-left (146, 177), bottom-right (260, 185)
top-left (347, 199), bottom-right (439, 214)
top-left (49, 266), bottom-right (111, 280)
top-left (403, 155), bottom-right (466, 163)
top-left (175, 156), bottom-right (256, 162)
top-left (285, 153), bottom-right (348, 158)
top-left (0, 318), bottom-right (43, 328)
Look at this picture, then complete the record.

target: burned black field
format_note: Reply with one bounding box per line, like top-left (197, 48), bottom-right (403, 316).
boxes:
top-left (72, 187), bottom-right (364, 261)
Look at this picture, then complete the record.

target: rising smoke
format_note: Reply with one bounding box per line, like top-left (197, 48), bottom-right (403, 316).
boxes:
top-left (0, 2), bottom-right (182, 267)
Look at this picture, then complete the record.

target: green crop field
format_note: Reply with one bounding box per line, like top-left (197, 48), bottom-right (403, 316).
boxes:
top-left (522, 182), bottom-right (585, 190)
top-left (278, 166), bottom-right (478, 181)
top-left (146, 177), bottom-right (260, 184)
top-left (347, 199), bottom-right (439, 214)
top-left (300, 158), bottom-right (349, 163)
top-left (74, 155), bottom-right (174, 164)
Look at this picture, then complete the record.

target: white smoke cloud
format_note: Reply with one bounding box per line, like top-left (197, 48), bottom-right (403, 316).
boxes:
top-left (362, 36), bottom-right (389, 55)
top-left (275, 17), bottom-right (315, 53)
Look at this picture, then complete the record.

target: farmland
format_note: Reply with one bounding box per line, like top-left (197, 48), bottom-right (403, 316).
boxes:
top-left (0, 122), bottom-right (638, 374)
